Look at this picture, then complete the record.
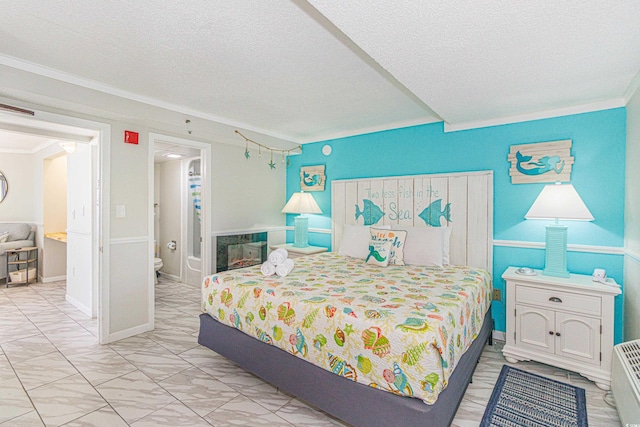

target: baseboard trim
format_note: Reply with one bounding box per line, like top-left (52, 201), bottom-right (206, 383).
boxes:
top-left (158, 272), bottom-right (180, 282)
top-left (65, 294), bottom-right (93, 317)
top-left (492, 330), bottom-right (506, 342)
top-left (42, 275), bottom-right (66, 283)
top-left (104, 322), bottom-right (153, 344)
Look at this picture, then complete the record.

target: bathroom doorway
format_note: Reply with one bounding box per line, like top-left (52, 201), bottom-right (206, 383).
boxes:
top-left (149, 134), bottom-right (211, 298)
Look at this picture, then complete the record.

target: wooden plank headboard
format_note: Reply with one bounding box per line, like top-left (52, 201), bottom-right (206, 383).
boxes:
top-left (331, 171), bottom-right (493, 273)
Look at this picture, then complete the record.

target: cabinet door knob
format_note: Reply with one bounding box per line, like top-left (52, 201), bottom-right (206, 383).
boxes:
top-left (549, 297), bottom-right (562, 303)
top-left (549, 331), bottom-right (554, 335)
top-left (555, 332), bottom-right (561, 336)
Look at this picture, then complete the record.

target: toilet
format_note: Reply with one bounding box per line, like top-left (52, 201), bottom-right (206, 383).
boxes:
top-left (154, 257), bottom-right (163, 284)
top-left (153, 241), bottom-right (164, 284)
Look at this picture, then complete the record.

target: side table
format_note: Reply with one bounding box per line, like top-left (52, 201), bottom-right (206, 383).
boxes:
top-left (6, 246), bottom-right (38, 287)
top-left (502, 266), bottom-right (620, 390)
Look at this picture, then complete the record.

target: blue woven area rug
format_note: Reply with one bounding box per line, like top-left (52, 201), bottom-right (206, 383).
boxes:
top-left (480, 365), bottom-right (588, 427)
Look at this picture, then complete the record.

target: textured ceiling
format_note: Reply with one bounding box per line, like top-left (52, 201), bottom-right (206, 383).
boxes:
top-left (308, 0), bottom-right (640, 129)
top-left (0, 0), bottom-right (639, 150)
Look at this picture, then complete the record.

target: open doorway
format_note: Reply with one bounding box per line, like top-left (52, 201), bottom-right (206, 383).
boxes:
top-left (149, 133), bottom-right (211, 319)
top-left (0, 106), bottom-right (109, 343)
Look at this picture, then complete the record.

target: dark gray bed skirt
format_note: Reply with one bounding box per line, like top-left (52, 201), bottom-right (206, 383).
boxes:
top-left (198, 308), bottom-right (493, 427)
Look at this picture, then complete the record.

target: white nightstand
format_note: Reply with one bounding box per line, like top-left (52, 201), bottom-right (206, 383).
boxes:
top-left (502, 266), bottom-right (621, 390)
top-left (270, 243), bottom-right (328, 259)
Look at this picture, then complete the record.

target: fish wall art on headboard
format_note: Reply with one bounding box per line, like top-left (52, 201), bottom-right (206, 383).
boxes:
top-left (332, 171), bottom-right (494, 270)
top-left (354, 198), bottom-right (451, 227)
top-left (508, 139), bottom-right (573, 184)
top-left (300, 165), bottom-right (326, 191)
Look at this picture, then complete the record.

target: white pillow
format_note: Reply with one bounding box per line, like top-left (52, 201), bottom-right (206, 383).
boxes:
top-left (0, 231), bottom-right (8, 243)
top-left (392, 226), bottom-right (443, 267)
top-left (338, 224), bottom-right (390, 259)
top-left (441, 226), bottom-right (452, 265)
top-left (393, 225), bottom-right (452, 265)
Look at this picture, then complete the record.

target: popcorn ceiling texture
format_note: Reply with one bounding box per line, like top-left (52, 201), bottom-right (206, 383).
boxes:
top-left (308, 0), bottom-right (640, 127)
top-left (1, 0), bottom-right (639, 142)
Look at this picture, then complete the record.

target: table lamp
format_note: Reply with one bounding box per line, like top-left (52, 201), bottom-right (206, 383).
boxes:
top-left (282, 191), bottom-right (322, 248)
top-left (525, 183), bottom-right (594, 277)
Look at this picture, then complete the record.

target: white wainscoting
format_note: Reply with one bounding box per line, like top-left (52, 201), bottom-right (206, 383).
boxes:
top-left (107, 237), bottom-right (152, 342)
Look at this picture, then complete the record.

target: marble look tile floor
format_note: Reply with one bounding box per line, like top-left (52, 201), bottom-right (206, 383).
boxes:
top-left (0, 277), bottom-right (621, 426)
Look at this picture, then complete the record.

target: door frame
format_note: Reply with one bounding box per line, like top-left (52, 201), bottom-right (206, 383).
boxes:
top-left (148, 133), bottom-right (211, 319)
top-left (0, 103), bottom-right (110, 343)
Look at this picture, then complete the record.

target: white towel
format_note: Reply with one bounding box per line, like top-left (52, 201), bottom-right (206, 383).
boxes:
top-left (260, 261), bottom-right (276, 276)
top-left (268, 248), bottom-right (288, 265)
top-left (276, 258), bottom-right (295, 277)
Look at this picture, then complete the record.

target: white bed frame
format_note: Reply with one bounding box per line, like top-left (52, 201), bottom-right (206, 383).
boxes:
top-left (331, 170), bottom-right (494, 274)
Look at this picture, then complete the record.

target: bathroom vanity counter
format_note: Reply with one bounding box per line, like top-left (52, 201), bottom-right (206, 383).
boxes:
top-left (45, 232), bottom-right (67, 243)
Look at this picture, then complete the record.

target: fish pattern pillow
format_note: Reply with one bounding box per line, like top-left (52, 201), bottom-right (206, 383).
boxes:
top-left (370, 228), bottom-right (407, 265)
top-left (365, 239), bottom-right (393, 267)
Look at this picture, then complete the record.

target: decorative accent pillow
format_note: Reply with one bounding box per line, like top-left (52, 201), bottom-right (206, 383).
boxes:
top-left (370, 228), bottom-right (407, 265)
top-left (365, 239), bottom-right (393, 267)
top-left (338, 224), bottom-right (390, 259)
top-left (0, 231), bottom-right (8, 243)
top-left (392, 226), bottom-right (443, 267)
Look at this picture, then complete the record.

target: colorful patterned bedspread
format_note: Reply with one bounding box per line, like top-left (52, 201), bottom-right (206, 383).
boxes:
top-left (201, 252), bottom-right (492, 404)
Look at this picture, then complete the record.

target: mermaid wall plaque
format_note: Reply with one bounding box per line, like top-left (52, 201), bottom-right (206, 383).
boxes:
top-left (508, 139), bottom-right (573, 184)
top-left (300, 165), bottom-right (326, 191)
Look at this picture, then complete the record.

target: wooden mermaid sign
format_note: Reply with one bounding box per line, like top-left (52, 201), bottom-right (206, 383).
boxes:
top-left (300, 165), bottom-right (326, 191)
top-left (508, 140), bottom-right (573, 184)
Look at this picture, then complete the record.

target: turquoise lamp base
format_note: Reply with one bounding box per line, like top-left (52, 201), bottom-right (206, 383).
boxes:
top-left (542, 224), bottom-right (570, 278)
top-left (292, 215), bottom-right (309, 248)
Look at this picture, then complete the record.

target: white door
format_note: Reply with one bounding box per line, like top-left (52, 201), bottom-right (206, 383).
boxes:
top-left (66, 142), bottom-right (94, 315)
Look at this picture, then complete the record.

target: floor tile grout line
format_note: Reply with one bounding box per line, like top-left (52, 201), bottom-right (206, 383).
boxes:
top-left (2, 284), bottom-right (123, 426)
top-left (0, 327), bottom-right (48, 427)
top-left (59, 402), bottom-right (127, 427)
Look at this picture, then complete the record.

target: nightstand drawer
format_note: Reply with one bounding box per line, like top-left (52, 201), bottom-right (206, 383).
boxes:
top-left (515, 285), bottom-right (601, 316)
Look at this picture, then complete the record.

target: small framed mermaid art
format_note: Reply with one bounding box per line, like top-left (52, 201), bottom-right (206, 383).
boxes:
top-left (300, 165), bottom-right (326, 191)
top-left (507, 139), bottom-right (573, 184)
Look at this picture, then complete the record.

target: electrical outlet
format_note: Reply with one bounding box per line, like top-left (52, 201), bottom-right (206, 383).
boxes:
top-left (493, 289), bottom-right (501, 301)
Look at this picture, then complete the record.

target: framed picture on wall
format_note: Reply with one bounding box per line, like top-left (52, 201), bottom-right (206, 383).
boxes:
top-left (300, 165), bottom-right (326, 191)
top-left (508, 139), bottom-right (573, 184)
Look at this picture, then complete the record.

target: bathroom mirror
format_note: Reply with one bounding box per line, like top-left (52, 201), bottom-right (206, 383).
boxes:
top-left (0, 170), bottom-right (7, 204)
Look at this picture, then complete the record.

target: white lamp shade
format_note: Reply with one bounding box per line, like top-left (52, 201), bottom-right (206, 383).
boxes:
top-left (281, 192), bottom-right (322, 214)
top-left (525, 183), bottom-right (594, 221)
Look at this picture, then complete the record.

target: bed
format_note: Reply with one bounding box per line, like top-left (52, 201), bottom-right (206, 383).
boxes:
top-left (198, 171), bottom-right (494, 426)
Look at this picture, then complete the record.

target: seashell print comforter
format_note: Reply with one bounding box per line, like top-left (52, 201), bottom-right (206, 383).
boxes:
top-left (202, 252), bottom-right (492, 404)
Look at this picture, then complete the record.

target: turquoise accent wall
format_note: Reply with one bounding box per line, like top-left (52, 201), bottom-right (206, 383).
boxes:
top-left (285, 108), bottom-right (626, 343)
